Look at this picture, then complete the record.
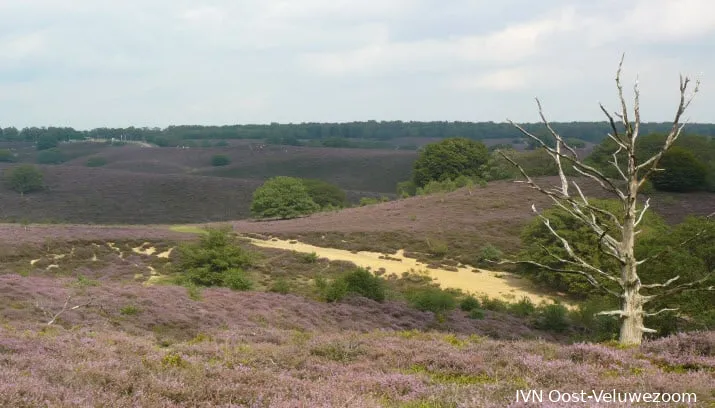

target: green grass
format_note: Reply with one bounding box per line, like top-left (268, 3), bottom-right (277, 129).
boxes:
top-left (169, 225), bottom-right (210, 235)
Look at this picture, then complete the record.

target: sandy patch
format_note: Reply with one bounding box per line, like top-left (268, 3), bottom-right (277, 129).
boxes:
top-left (30, 259), bottom-right (41, 266)
top-left (132, 243), bottom-right (157, 256)
top-left (247, 237), bottom-right (568, 306)
top-left (157, 248), bottom-right (174, 258)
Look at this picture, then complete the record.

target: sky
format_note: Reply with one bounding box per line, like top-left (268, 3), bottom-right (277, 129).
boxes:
top-left (0, 0), bottom-right (714, 129)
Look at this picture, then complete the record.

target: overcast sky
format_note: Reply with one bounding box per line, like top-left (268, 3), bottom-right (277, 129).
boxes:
top-left (1, 0), bottom-right (713, 129)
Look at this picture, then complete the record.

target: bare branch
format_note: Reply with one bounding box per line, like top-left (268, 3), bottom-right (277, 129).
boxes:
top-left (609, 146), bottom-right (628, 182)
top-left (498, 259), bottom-right (621, 298)
top-left (599, 103), bottom-right (624, 145)
top-left (648, 275), bottom-right (714, 300)
top-left (634, 198), bottom-right (650, 227)
top-left (644, 308), bottom-right (678, 317)
top-left (36, 295), bottom-right (95, 326)
top-left (641, 276), bottom-right (680, 289)
top-left (635, 75), bottom-right (699, 179)
top-left (597, 310), bottom-right (628, 317)
top-left (615, 54), bottom-right (632, 136)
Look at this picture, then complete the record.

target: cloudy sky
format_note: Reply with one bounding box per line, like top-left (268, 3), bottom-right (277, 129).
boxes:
top-left (0, 0), bottom-right (713, 129)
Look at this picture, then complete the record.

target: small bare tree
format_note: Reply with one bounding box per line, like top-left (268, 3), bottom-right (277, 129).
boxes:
top-left (503, 56), bottom-right (711, 345)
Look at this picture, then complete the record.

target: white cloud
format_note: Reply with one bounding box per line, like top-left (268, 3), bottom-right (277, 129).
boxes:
top-left (0, 0), bottom-right (713, 128)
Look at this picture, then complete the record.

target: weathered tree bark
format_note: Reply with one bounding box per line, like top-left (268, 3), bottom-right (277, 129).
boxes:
top-left (502, 55), bottom-right (707, 345)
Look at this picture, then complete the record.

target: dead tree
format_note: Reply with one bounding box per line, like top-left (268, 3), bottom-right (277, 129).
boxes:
top-left (503, 56), bottom-right (709, 345)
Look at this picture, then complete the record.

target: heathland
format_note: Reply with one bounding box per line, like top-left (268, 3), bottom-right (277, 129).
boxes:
top-left (0, 132), bottom-right (713, 407)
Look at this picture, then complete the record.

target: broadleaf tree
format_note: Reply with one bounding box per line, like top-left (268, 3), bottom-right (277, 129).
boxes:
top-left (251, 176), bottom-right (320, 219)
top-left (502, 56), bottom-right (712, 345)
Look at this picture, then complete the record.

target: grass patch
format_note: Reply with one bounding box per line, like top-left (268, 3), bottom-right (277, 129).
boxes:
top-left (408, 364), bottom-right (495, 385)
top-left (169, 225), bottom-right (209, 235)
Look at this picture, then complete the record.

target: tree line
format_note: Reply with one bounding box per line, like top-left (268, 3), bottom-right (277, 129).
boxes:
top-left (2, 121), bottom-right (715, 146)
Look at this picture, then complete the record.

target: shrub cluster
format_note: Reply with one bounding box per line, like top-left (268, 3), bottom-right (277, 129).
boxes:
top-left (316, 268), bottom-right (386, 302)
top-left (176, 228), bottom-right (255, 290)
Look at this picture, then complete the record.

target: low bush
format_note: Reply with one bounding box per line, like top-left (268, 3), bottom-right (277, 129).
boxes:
top-left (85, 156), bottom-right (107, 167)
top-left (469, 309), bottom-right (485, 319)
top-left (479, 296), bottom-right (509, 312)
top-left (211, 155), bottom-right (231, 166)
top-left (0, 149), bottom-right (15, 162)
top-left (36, 148), bottom-right (65, 164)
top-left (317, 268), bottom-right (386, 302)
top-left (408, 287), bottom-right (456, 315)
top-left (269, 278), bottom-right (291, 294)
top-left (177, 228), bottom-right (255, 288)
top-left (222, 268), bottom-right (253, 291)
top-left (359, 196), bottom-right (389, 206)
top-left (477, 244), bottom-right (502, 266)
top-left (459, 296), bottom-right (480, 312)
top-left (509, 297), bottom-right (536, 317)
top-left (534, 303), bottom-right (570, 332)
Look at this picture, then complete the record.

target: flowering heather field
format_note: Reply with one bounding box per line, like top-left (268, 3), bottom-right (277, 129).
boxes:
top-left (0, 274), bottom-right (713, 407)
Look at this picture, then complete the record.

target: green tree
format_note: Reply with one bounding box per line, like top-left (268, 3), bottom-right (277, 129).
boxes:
top-left (36, 135), bottom-right (58, 151)
top-left (519, 199), bottom-right (666, 298)
top-left (412, 137), bottom-right (489, 187)
top-left (3, 164), bottom-right (44, 194)
top-left (251, 176), bottom-right (320, 219)
top-left (649, 147), bottom-right (707, 192)
top-left (301, 179), bottom-right (347, 208)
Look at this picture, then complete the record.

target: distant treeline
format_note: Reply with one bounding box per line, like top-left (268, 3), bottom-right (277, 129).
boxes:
top-left (2, 121), bottom-right (715, 145)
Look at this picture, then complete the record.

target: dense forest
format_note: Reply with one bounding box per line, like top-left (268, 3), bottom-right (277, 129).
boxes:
top-left (2, 121), bottom-right (715, 146)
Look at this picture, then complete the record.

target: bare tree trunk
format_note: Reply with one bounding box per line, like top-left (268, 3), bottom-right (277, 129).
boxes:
top-left (620, 159), bottom-right (642, 344)
top-left (502, 56), bottom-right (704, 346)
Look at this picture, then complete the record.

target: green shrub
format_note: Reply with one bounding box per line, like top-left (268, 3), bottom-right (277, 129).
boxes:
top-left (0, 149), bottom-right (15, 162)
top-left (427, 238), bottom-right (448, 258)
top-left (459, 296), bottom-right (480, 311)
top-left (396, 180), bottom-right (417, 197)
top-left (85, 156), bottom-right (107, 167)
top-left (341, 268), bottom-right (386, 302)
top-left (478, 244), bottom-right (502, 265)
top-left (480, 296), bottom-right (508, 312)
top-left (3, 164), bottom-right (44, 194)
top-left (211, 154), bottom-right (231, 166)
top-left (222, 268), bottom-right (253, 291)
top-left (569, 296), bottom-right (619, 341)
top-left (321, 278), bottom-right (349, 302)
top-left (408, 287), bottom-right (456, 314)
top-left (301, 179), bottom-right (347, 208)
top-left (36, 148), bottom-right (65, 164)
top-left (509, 297), bottom-right (536, 317)
top-left (119, 305), bottom-right (140, 315)
top-left (300, 252), bottom-right (319, 263)
top-left (535, 303), bottom-right (570, 332)
top-left (319, 268), bottom-right (386, 302)
top-left (177, 228), bottom-right (255, 288)
top-left (469, 309), bottom-right (485, 319)
top-left (269, 278), bottom-right (291, 294)
top-left (359, 196), bottom-right (389, 206)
